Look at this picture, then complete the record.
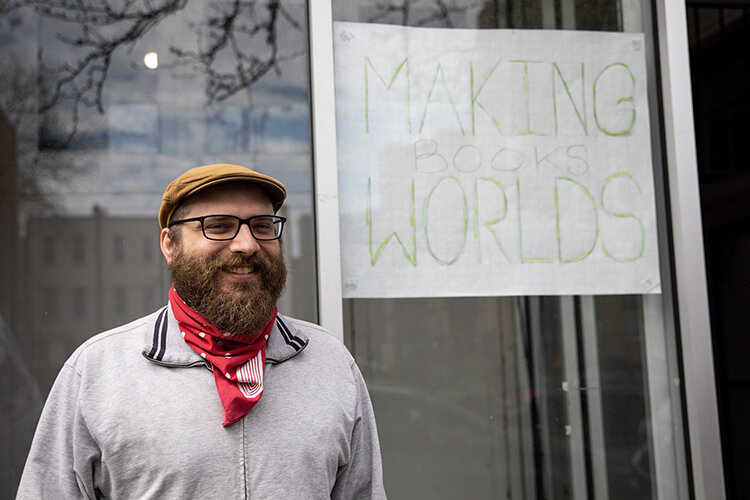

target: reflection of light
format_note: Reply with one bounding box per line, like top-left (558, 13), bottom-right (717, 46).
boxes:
top-left (143, 52), bottom-right (158, 69)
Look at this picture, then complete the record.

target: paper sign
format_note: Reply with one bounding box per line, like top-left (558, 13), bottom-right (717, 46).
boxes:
top-left (334, 22), bottom-right (661, 298)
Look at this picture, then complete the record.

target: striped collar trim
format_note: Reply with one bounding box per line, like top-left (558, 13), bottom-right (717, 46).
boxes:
top-left (145, 306), bottom-right (170, 361)
top-left (142, 305), bottom-right (309, 366)
top-left (268, 316), bottom-right (308, 363)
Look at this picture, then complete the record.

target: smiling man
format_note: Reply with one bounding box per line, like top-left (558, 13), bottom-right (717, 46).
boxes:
top-left (17, 164), bottom-right (386, 500)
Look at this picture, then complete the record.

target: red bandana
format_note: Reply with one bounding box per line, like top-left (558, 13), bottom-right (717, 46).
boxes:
top-left (168, 287), bottom-right (276, 426)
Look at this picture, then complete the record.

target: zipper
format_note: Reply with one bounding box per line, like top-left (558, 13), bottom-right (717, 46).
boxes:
top-left (241, 417), bottom-right (248, 499)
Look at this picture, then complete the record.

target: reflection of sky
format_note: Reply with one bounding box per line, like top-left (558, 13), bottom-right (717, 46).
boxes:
top-left (43, 150), bottom-right (312, 218)
top-left (204, 104), bottom-right (312, 155)
top-left (1, 1), bottom-right (314, 218)
top-left (206, 107), bottom-right (247, 154)
top-left (108, 104), bottom-right (160, 152)
top-left (249, 104), bottom-right (311, 154)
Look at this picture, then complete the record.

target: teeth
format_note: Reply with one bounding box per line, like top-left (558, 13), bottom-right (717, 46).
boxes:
top-left (231, 266), bottom-right (254, 274)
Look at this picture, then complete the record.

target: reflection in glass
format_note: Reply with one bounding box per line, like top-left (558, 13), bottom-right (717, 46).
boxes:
top-left (0, 1), bottom-right (316, 497)
top-left (333, 1), bottom-right (687, 499)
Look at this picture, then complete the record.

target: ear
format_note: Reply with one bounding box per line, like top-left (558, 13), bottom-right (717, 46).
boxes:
top-left (160, 227), bottom-right (176, 265)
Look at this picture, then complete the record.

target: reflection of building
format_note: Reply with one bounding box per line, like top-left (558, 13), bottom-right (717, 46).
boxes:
top-left (23, 210), bottom-right (171, 393)
top-left (0, 110), bottom-right (18, 330)
top-left (0, 109), bottom-right (40, 500)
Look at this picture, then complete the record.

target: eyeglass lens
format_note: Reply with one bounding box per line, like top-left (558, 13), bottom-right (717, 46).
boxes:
top-left (203, 215), bottom-right (282, 240)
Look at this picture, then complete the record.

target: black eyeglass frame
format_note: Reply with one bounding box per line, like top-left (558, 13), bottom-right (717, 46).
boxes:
top-left (168, 214), bottom-right (287, 241)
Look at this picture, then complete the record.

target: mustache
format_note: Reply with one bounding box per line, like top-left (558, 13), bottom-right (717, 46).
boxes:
top-left (206, 253), bottom-right (271, 273)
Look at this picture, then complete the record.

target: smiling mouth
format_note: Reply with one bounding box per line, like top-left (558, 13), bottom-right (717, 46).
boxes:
top-left (227, 266), bottom-right (256, 275)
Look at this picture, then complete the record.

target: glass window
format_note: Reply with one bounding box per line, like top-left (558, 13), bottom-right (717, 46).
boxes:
top-left (141, 285), bottom-right (156, 316)
top-left (72, 287), bottom-right (87, 320)
top-left (41, 287), bottom-right (58, 319)
top-left (330, 1), bottom-right (689, 499)
top-left (108, 104), bottom-right (160, 153)
top-left (0, 1), bottom-right (317, 497)
top-left (112, 286), bottom-right (128, 318)
top-left (43, 237), bottom-right (55, 264)
top-left (71, 235), bottom-right (86, 264)
top-left (143, 235), bottom-right (154, 263)
top-left (112, 235), bottom-right (126, 263)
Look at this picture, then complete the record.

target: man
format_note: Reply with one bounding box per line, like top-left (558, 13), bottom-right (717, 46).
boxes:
top-left (17, 164), bottom-right (386, 499)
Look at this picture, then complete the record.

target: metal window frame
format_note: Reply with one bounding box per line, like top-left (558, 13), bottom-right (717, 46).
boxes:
top-left (308, 0), bottom-right (344, 340)
top-left (654, 1), bottom-right (726, 499)
top-left (307, 0), bottom-right (726, 496)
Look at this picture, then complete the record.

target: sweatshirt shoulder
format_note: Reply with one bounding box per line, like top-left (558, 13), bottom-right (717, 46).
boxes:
top-left (65, 308), bottom-right (164, 368)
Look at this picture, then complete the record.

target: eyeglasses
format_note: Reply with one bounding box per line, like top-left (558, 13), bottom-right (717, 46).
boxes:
top-left (168, 214), bottom-right (286, 241)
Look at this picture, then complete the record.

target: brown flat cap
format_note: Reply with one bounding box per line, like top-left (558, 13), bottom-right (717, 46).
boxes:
top-left (158, 164), bottom-right (287, 228)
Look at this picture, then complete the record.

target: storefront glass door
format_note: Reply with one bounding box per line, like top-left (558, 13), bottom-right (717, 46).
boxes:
top-left (328, 1), bottom-right (690, 498)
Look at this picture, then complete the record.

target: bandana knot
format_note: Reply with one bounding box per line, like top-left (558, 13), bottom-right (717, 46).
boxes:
top-left (169, 287), bottom-right (277, 426)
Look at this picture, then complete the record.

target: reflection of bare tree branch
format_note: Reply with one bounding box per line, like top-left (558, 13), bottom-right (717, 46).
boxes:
top-left (34, 0), bottom-right (190, 114)
top-left (170, 0), bottom-right (304, 103)
top-left (0, 0), bottom-right (190, 145)
top-left (367, 0), bottom-right (482, 27)
top-left (0, 58), bottom-right (89, 216)
top-left (2, 0), bottom-right (304, 144)
top-left (0, 1), bottom-right (25, 18)
top-left (368, 0), bottom-right (411, 25)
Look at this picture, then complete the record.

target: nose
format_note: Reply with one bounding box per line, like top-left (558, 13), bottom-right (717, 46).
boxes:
top-left (228, 222), bottom-right (260, 254)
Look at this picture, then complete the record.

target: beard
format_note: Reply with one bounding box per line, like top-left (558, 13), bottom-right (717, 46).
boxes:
top-left (168, 245), bottom-right (287, 339)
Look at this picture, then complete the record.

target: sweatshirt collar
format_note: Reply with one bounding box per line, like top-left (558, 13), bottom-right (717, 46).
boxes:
top-left (142, 304), bottom-right (308, 367)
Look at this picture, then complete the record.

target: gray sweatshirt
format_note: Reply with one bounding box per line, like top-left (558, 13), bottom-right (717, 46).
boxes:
top-left (17, 306), bottom-right (386, 499)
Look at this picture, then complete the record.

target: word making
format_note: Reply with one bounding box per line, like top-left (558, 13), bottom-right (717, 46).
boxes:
top-left (363, 57), bottom-right (638, 138)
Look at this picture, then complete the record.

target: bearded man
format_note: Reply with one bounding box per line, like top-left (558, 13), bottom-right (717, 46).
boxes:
top-left (17, 164), bottom-right (386, 500)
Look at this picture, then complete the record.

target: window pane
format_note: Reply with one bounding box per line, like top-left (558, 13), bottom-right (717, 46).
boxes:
top-left (0, 1), bottom-right (316, 496)
top-left (332, 1), bottom-right (689, 499)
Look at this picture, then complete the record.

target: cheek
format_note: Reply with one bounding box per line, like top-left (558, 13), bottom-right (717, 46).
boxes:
top-left (174, 244), bottom-right (225, 269)
top-left (259, 243), bottom-right (282, 260)
top-left (189, 238), bottom-right (230, 257)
